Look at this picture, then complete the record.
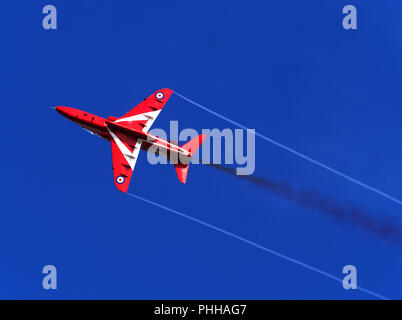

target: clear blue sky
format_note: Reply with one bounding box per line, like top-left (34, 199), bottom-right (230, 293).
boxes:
top-left (1, 0), bottom-right (401, 299)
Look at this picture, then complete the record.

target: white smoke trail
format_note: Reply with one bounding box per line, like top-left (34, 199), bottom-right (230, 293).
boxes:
top-left (127, 193), bottom-right (390, 300)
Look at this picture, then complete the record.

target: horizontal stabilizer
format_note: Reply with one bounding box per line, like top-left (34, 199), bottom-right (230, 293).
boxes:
top-left (174, 163), bottom-right (190, 184)
top-left (173, 134), bottom-right (207, 184)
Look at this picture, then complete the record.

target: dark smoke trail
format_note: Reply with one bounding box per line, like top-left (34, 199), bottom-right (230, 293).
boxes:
top-left (204, 162), bottom-right (402, 247)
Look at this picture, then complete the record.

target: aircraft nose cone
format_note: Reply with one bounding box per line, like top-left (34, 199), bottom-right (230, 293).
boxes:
top-left (55, 106), bottom-right (66, 114)
top-left (55, 106), bottom-right (75, 119)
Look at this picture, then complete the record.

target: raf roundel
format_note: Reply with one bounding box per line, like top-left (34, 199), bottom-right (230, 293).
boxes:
top-left (155, 92), bottom-right (164, 100)
top-left (116, 176), bottom-right (125, 184)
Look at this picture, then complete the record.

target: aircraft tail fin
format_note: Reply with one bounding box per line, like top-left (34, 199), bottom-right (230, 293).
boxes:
top-left (174, 134), bottom-right (207, 184)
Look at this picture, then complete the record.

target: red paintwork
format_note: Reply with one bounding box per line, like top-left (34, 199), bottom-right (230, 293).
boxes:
top-left (174, 134), bottom-right (207, 183)
top-left (55, 88), bottom-right (206, 192)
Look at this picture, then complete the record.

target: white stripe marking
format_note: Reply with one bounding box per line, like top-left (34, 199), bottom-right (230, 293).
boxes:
top-left (115, 110), bottom-right (162, 132)
top-left (107, 127), bottom-right (142, 170)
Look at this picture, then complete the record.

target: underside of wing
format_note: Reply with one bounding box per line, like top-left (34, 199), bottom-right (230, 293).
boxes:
top-left (109, 128), bottom-right (142, 192)
top-left (114, 88), bottom-right (173, 132)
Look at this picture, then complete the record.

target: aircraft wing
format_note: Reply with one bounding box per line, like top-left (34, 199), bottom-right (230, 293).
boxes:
top-left (108, 128), bottom-right (142, 193)
top-left (114, 88), bottom-right (173, 132)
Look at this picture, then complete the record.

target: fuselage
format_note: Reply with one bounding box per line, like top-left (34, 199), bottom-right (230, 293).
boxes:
top-left (55, 106), bottom-right (192, 161)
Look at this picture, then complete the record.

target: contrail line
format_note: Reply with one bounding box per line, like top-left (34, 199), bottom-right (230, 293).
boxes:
top-left (174, 91), bottom-right (402, 206)
top-left (127, 193), bottom-right (390, 300)
top-left (203, 162), bottom-right (402, 247)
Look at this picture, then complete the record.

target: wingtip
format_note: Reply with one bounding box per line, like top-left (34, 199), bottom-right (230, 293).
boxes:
top-left (158, 88), bottom-right (174, 95)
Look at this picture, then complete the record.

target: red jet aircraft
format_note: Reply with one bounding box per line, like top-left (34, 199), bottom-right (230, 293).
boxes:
top-left (55, 88), bottom-right (206, 192)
